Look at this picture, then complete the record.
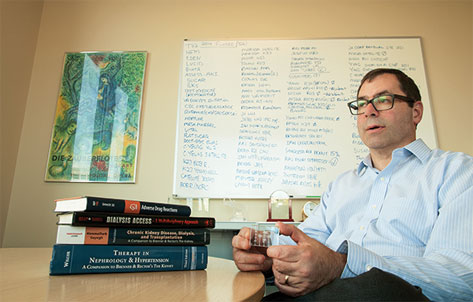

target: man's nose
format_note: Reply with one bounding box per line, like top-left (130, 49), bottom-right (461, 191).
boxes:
top-left (363, 102), bottom-right (379, 117)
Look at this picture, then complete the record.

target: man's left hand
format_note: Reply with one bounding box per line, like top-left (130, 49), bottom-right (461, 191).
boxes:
top-left (266, 222), bottom-right (347, 297)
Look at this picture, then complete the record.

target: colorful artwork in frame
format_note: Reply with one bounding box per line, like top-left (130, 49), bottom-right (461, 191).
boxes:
top-left (45, 51), bottom-right (147, 183)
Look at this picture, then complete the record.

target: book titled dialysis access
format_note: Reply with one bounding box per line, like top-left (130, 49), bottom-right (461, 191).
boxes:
top-left (54, 196), bottom-right (191, 217)
top-left (57, 212), bottom-right (215, 229)
top-left (49, 244), bottom-right (208, 275)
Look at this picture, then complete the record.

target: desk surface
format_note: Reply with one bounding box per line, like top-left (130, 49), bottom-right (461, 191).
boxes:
top-left (0, 248), bottom-right (265, 302)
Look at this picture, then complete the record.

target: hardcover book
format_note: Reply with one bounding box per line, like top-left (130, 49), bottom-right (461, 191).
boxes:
top-left (54, 196), bottom-right (191, 216)
top-left (56, 225), bottom-right (211, 246)
top-left (57, 212), bottom-right (216, 228)
top-left (49, 244), bottom-right (207, 275)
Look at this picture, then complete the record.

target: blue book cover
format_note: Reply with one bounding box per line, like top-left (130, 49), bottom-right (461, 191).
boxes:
top-left (50, 244), bottom-right (207, 275)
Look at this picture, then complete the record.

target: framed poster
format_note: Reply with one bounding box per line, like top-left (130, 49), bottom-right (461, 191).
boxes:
top-left (45, 51), bottom-right (147, 182)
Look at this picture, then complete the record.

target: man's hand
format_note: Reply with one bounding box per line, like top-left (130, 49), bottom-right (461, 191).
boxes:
top-left (267, 222), bottom-right (347, 297)
top-left (232, 227), bottom-right (273, 272)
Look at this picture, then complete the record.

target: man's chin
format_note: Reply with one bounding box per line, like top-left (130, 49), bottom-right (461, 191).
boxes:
top-left (361, 138), bottom-right (390, 151)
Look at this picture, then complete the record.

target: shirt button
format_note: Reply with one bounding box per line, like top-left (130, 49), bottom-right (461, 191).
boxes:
top-left (372, 205), bottom-right (377, 209)
top-left (366, 265), bottom-right (372, 271)
top-left (359, 226), bottom-right (365, 230)
top-left (380, 177), bottom-right (385, 181)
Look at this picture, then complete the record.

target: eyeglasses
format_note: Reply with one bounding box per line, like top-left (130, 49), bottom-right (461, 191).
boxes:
top-left (347, 94), bottom-right (415, 115)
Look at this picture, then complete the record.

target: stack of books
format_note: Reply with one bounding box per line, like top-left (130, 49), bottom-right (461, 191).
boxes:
top-left (49, 196), bottom-right (215, 275)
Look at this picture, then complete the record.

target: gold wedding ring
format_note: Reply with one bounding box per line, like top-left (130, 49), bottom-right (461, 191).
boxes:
top-left (284, 275), bottom-right (289, 284)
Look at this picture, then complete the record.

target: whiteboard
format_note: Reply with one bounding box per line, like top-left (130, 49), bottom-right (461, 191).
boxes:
top-left (173, 37), bottom-right (437, 198)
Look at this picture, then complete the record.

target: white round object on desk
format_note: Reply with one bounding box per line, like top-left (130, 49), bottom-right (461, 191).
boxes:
top-left (302, 201), bottom-right (319, 220)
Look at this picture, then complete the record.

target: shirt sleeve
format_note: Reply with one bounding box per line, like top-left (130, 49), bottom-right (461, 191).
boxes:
top-left (338, 184), bottom-right (473, 301)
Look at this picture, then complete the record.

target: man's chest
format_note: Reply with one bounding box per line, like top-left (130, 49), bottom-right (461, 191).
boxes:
top-left (324, 166), bottom-right (440, 255)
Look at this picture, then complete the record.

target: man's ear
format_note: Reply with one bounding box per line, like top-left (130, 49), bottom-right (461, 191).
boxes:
top-left (412, 101), bottom-right (423, 127)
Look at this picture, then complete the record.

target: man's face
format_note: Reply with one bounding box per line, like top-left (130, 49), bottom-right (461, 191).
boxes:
top-left (356, 73), bottom-right (423, 154)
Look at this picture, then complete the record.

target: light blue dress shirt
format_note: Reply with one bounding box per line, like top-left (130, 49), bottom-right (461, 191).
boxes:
top-left (284, 139), bottom-right (473, 301)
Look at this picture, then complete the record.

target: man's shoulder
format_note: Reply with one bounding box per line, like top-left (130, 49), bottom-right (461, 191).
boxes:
top-left (423, 149), bottom-right (473, 188)
top-left (407, 139), bottom-right (473, 169)
top-left (427, 148), bottom-right (473, 168)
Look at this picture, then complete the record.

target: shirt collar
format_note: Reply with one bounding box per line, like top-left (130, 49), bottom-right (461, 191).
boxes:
top-left (356, 139), bottom-right (432, 176)
top-left (403, 138), bottom-right (431, 164)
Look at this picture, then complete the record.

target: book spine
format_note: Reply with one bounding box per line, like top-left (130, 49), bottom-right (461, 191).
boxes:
top-left (65, 212), bottom-right (215, 228)
top-left (56, 225), bottom-right (210, 245)
top-left (49, 245), bottom-right (208, 275)
top-left (85, 197), bottom-right (191, 216)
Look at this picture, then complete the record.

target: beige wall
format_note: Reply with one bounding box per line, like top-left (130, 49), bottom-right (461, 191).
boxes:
top-left (2, 0), bottom-right (472, 247)
top-left (1, 0), bottom-right (44, 246)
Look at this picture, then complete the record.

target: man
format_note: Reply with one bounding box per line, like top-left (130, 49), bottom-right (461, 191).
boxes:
top-left (232, 68), bottom-right (473, 301)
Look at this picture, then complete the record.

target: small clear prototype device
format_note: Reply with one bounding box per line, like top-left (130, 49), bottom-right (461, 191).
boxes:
top-left (250, 224), bottom-right (279, 247)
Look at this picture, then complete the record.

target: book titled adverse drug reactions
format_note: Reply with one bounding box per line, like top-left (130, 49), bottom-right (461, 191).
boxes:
top-left (49, 244), bottom-right (208, 275)
top-left (54, 196), bottom-right (191, 216)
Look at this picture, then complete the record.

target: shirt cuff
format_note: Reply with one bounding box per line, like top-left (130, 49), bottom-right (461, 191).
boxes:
top-left (336, 240), bottom-right (354, 278)
top-left (336, 240), bottom-right (385, 279)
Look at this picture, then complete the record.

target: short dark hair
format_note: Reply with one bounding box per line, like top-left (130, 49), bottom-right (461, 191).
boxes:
top-left (357, 68), bottom-right (421, 107)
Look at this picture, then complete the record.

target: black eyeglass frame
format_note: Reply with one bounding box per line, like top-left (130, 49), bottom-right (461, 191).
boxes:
top-left (347, 94), bottom-right (415, 115)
